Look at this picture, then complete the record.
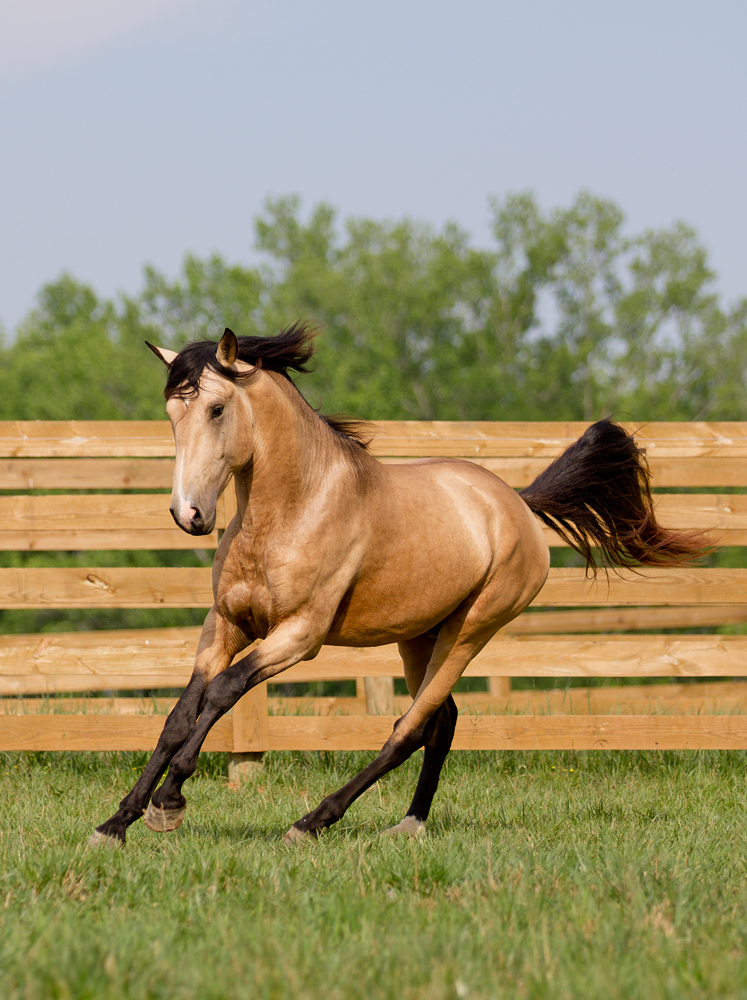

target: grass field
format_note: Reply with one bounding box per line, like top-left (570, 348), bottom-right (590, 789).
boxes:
top-left (2, 747), bottom-right (747, 1000)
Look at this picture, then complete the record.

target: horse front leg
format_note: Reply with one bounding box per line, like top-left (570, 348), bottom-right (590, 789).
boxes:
top-left (89, 609), bottom-right (250, 848)
top-left (148, 621), bottom-right (320, 824)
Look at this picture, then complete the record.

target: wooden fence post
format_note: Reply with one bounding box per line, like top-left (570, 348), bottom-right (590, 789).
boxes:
top-left (360, 676), bottom-right (395, 715)
top-left (488, 677), bottom-right (511, 699)
top-left (229, 682), bottom-right (269, 784)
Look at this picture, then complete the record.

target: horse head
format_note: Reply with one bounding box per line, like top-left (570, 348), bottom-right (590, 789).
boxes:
top-left (147, 329), bottom-right (260, 535)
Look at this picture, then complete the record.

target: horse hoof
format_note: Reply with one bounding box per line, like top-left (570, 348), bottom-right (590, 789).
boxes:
top-left (283, 825), bottom-right (312, 845)
top-left (143, 802), bottom-right (186, 833)
top-left (381, 816), bottom-right (426, 838)
top-left (87, 829), bottom-right (124, 850)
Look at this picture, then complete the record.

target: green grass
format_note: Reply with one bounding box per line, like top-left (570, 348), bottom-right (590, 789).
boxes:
top-left (2, 748), bottom-right (747, 999)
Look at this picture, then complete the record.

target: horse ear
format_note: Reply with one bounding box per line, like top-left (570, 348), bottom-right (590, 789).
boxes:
top-left (217, 328), bottom-right (239, 367)
top-left (145, 342), bottom-right (178, 367)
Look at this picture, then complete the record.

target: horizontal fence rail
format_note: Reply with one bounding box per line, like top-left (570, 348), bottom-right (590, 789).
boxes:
top-left (2, 630), bottom-right (747, 695)
top-left (0, 420), bottom-right (745, 755)
top-left (0, 566), bottom-right (744, 609)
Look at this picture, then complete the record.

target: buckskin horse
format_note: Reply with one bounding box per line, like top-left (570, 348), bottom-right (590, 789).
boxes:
top-left (89, 325), bottom-right (702, 847)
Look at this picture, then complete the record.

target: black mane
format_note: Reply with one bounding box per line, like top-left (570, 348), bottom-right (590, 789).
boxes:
top-left (163, 321), bottom-right (371, 449)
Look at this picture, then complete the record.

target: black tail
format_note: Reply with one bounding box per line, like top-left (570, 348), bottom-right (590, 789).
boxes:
top-left (520, 419), bottom-right (708, 574)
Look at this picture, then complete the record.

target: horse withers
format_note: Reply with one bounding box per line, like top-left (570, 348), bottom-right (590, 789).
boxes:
top-left (89, 325), bottom-right (703, 848)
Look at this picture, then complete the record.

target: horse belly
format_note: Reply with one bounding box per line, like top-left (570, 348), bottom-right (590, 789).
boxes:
top-left (324, 543), bottom-right (486, 646)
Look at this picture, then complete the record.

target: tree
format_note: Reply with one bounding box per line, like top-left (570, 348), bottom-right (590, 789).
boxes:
top-left (0, 275), bottom-right (165, 420)
top-left (3, 193), bottom-right (745, 424)
top-left (140, 253), bottom-right (264, 347)
top-left (486, 192), bottom-right (747, 421)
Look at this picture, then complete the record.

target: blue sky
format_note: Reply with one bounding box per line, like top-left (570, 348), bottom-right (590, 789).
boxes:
top-left (1, 0), bottom-right (745, 334)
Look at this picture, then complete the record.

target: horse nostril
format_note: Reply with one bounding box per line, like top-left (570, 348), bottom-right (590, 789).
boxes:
top-left (190, 507), bottom-right (202, 528)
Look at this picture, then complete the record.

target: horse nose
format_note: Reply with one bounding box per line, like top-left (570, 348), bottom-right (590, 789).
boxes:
top-left (169, 502), bottom-right (203, 533)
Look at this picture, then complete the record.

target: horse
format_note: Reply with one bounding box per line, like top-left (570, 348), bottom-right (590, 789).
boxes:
top-left (89, 324), bottom-right (703, 848)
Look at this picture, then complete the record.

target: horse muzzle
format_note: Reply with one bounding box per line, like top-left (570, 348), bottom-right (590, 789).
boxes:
top-left (169, 502), bottom-right (216, 536)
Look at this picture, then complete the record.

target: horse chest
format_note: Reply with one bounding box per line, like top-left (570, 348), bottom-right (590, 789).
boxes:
top-left (214, 538), bottom-right (302, 637)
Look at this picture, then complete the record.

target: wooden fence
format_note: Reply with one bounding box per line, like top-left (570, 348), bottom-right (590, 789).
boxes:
top-left (1, 420), bottom-right (747, 764)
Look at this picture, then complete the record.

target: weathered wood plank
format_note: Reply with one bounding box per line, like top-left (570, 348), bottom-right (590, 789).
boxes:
top-left (0, 605), bottom-right (741, 685)
top-left (453, 682), bottom-right (747, 715)
top-left (0, 524), bottom-right (740, 553)
top-left (461, 633), bottom-right (747, 680)
top-left (3, 630), bottom-right (747, 695)
top-left (0, 493), bottom-right (233, 532)
top-left (0, 530), bottom-right (219, 552)
top-left (0, 696), bottom-right (181, 715)
top-left (418, 456), bottom-right (747, 488)
top-left (652, 493), bottom-right (747, 529)
top-left (0, 567), bottom-right (214, 609)
top-left (0, 627), bottom-right (203, 693)
top-left (4, 711), bottom-right (747, 751)
top-left (2, 421), bottom-right (747, 459)
top-left (0, 714), bottom-right (233, 750)
top-left (0, 566), bottom-right (742, 610)
top-left (504, 605), bottom-right (747, 633)
top-left (0, 626), bottom-right (201, 669)
top-left (6, 681), bottom-right (747, 718)
top-left (265, 714), bottom-right (747, 750)
top-left (264, 681), bottom-right (747, 717)
top-left (534, 567), bottom-right (747, 606)
top-left (0, 525), bottom-right (740, 553)
top-left (0, 458), bottom-right (176, 490)
top-left (0, 494), bottom-right (174, 530)
top-left (2, 455), bottom-right (747, 490)
top-left (0, 491), bottom-right (739, 538)
top-left (369, 421), bottom-right (747, 459)
top-left (0, 422), bottom-right (175, 458)
top-left (275, 635), bottom-right (747, 681)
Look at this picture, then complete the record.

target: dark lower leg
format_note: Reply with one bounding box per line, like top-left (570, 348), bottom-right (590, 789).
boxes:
top-left (290, 714), bottom-right (436, 836)
top-left (93, 676), bottom-right (206, 843)
top-left (406, 696), bottom-right (458, 822)
top-left (152, 653), bottom-right (260, 811)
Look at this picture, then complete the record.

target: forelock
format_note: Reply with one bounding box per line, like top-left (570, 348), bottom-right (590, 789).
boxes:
top-left (164, 341), bottom-right (254, 400)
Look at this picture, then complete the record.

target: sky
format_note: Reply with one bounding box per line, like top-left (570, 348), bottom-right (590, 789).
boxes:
top-left (1, 0), bottom-right (746, 335)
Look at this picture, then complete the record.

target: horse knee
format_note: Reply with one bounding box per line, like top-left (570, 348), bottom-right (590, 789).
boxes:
top-left (157, 714), bottom-right (192, 754)
top-left (202, 669), bottom-right (245, 716)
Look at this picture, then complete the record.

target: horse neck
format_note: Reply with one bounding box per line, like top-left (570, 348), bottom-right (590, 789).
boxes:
top-left (232, 373), bottom-right (355, 524)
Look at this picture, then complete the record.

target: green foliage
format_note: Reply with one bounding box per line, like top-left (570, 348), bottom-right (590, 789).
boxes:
top-left (3, 190), bottom-right (745, 423)
top-left (140, 253), bottom-right (264, 347)
top-left (0, 276), bottom-right (166, 420)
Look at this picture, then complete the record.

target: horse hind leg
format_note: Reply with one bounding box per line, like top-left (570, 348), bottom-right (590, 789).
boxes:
top-left (382, 695), bottom-right (458, 838)
top-left (284, 629), bottom-right (463, 842)
top-left (284, 585), bottom-right (531, 842)
top-left (382, 632), bottom-right (457, 838)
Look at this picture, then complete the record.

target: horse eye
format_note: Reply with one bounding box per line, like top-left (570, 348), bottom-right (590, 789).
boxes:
top-left (211, 405), bottom-right (224, 419)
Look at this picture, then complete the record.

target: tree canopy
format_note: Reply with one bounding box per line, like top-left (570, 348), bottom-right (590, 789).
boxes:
top-left (2, 191), bottom-right (745, 422)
